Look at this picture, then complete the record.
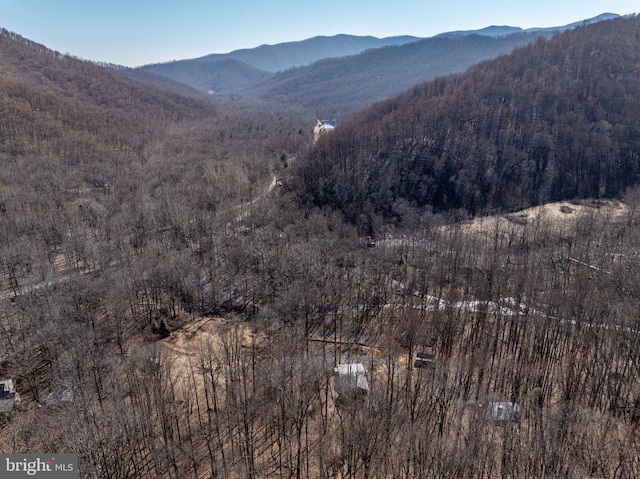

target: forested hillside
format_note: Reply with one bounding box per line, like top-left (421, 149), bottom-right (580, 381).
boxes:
top-left (294, 16), bottom-right (640, 231)
top-left (243, 31), bottom-right (553, 119)
top-left (243, 14), bottom-right (622, 119)
top-left (0, 29), bottom-right (211, 159)
top-left (138, 34), bottom-right (419, 96)
top-left (135, 14), bottom-right (618, 120)
top-left (2, 18), bottom-right (640, 479)
top-left (0, 27), bottom-right (309, 205)
top-left (139, 57), bottom-right (274, 94)
top-left (193, 34), bottom-right (421, 72)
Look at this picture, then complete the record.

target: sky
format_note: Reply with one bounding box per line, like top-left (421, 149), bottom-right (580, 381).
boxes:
top-left (1, 1), bottom-right (637, 67)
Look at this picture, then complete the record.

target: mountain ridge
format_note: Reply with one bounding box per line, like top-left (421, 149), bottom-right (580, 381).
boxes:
top-left (240, 31), bottom-right (555, 119)
top-left (133, 13), bottom-right (623, 117)
top-left (436, 12), bottom-right (620, 37)
top-left (293, 15), bottom-right (640, 231)
top-left (190, 34), bottom-right (422, 72)
top-left (138, 34), bottom-right (420, 95)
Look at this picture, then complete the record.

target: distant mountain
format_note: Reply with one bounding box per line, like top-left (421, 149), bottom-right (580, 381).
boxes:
top-left (109, 64), bottom-right (208, 97)
top-left (293, 15), bottom-right (640, 231)
top-left (132, 13), bottom-right (623, 118)
top-left (240, 14), bottom-right (623, 119)
top-left (193, 34), bottom-right (421, 72)
top-left (436, 12), bottom-right (620, 37)
top-left (436, 25), bottom-right (525, 38)
top-left (139, 34), bottom-right (419, 94)
top-left (138, 58), bottom-right (273, 94)
top-left (242, 31), bottom-right (552, 119)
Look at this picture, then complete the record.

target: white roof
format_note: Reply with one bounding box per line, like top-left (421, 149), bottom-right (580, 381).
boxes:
top-left (335, 363), bottom-right (366, 376)
top-left (0, 379), bottom-right (15, 394)
top-left (334, 363), bottom-right (369, 391)
top-left (489, 401), bottom-right (521, 421)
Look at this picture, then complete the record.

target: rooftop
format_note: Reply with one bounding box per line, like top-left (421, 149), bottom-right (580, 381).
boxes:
top-left (488, 401), bottom-right (521, 421)
top-left (334, 363), bottom-right (369, 392)
top-left (0, 379), bottom-right (20, 414)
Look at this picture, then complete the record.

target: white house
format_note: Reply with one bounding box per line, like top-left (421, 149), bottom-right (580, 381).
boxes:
top-left (334, 363), bottom-right (369, 395)
top-left (313, 119), bottom-right (335, 144)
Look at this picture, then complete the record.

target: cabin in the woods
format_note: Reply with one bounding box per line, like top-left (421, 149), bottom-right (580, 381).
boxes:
top-left (313, 119), bottom-right (335, 144)
top-left (488, 401), bottom-right (521, 422)
top-left (0, 379), bottom-right (20, 414)
top-left (334, 363), bottom-right (369, 399)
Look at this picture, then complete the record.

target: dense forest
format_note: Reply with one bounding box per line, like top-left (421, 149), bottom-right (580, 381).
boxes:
top-left (295, 16), bottom-right (640, 232)
top-left (0, 16), bottom-right (640, 479)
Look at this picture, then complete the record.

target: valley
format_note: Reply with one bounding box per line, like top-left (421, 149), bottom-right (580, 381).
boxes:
top-left (0, 13), bottom-right (639, 479)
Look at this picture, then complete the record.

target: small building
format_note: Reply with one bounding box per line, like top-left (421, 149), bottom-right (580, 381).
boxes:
top-left (488, 401), bottom-right (521, 422)
top-left (414, 342), bottom-right (437, 369)
top-left (0, 379), bottom-right (20, 414)
top-left (313, 119), bottom-right (335, 144)
top-left (334, 363), bottom-right (369, 398)
top-left (414, 351), bottom-right (436, 369)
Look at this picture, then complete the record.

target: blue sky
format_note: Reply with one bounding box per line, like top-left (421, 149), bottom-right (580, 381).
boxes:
top-left (1, 1), bottom-right (637, 66)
